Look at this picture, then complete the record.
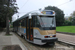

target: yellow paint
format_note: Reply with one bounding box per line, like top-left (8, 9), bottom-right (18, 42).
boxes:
top-left (18, 26), bottom-right (56, 35)
top-left (33, 27), bottom-right (56, 35)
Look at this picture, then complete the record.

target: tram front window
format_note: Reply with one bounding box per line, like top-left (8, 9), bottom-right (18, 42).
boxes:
top-left (37, 16), bottom-right (56, 27)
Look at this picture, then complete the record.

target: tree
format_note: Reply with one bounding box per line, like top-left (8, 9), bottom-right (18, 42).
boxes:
top-left (72, 17), bottom-right (75, 25)
top-left (69, 16), bottom-right (72, 22)
top-left (69, 11), bottom-right (75, 25)
top-left (44, 6), bottom-right (64, 26)
top-left (0, 0), bottom-right (18, 34)
top-left (71, 11), bottom-right (75, 16)
top-left (64, 20), bottom-right (72, 26)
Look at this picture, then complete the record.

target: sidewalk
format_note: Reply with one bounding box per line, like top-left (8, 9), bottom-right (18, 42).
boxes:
top-left (56, 33), bottom-right (75, 45)
top-left (0, 32), bottom-right (27, 50)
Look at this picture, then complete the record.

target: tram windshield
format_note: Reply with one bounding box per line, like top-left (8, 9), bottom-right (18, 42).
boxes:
top-left (37, 16), bottom-right (56, 27)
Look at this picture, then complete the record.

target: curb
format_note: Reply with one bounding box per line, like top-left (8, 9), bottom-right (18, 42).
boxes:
top-left (56, 31), bottom-right (75, 35)
top-left (57, 41), bottom-right (75, 48)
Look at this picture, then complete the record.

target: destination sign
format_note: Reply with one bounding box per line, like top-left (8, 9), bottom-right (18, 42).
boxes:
top-left (42, 11), bottom-right (54, 15)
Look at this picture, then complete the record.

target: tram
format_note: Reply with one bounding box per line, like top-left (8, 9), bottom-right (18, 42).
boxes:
top-left (13, 10), bottom-right (58, 45)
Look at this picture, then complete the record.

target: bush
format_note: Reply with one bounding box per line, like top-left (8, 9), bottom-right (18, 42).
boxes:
top-left (64, 20), bottom-right (72, 26)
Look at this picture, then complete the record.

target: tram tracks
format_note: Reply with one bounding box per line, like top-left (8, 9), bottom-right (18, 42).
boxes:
top-left (14, 33), bottom-right (74, 50)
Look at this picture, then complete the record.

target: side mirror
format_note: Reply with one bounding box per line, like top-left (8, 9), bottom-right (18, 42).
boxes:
top-left (29, 14), bottom-right (32, 19)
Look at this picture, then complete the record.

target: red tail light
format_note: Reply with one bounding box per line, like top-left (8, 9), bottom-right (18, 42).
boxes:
top-left (45, 36), bottom-right (48, 38)
top-left (53, 35), bottom-right (56, 37)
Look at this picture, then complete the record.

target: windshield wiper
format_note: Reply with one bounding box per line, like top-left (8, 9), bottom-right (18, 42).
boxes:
top-left (37, 16), bottom-right (45, 27)
top-left (50, 18), bottom-right (53, 29)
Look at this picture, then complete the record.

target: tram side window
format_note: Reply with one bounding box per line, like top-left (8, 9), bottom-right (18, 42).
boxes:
top-left (13, 22), bottom-right (15, 27)
top-left (20, 18), bottom-right (26, 27)
top-left (16, 21), bottom-right (18, 27)
top-left (14, 21), bottom-right (17, 27)
top-left (24, 18), bottom-right (26, 27)
top-left (14, 22), bottom-right (16, 27)
top-left (20, 20), bottom-right (22, 26)
top-left (21, 19), bottom-right (24, 27)
top-left (16, 21), bottom-right (18, 26)
top-left (18, 20), bottom-right (20, 26)
top-left (19, 20), bottom-right (21, 26)
top-left (17, 21), bottom-right (20, 27)
top-left (35, 17), bottom-right (41, 27)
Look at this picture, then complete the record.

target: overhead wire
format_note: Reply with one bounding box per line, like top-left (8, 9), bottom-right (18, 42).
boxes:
top-left (17, 0), bottom-right (29, 18)
top-left (20, 0), bottom-right (29, 9)
top-left (14, 0), bottom-right (73, 21)
top-left (18, 0), bottom-right (73, 15)
top-left (56, 0), bottom-right (73, 7)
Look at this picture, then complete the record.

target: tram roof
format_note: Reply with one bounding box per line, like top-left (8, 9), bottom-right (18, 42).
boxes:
top-left (13, 10), bottom-right (55, 22)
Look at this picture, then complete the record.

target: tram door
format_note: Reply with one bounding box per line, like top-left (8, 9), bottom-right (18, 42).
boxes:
top-left (26, 17), bottom-right (33, 41)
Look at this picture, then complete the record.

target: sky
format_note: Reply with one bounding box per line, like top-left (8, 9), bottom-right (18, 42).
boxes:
top-left (12, 0), bottom-right (75, 22)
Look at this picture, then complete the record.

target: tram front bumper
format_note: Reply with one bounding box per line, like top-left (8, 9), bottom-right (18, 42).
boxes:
top-left (42, 38), bottom-right (58, 43)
